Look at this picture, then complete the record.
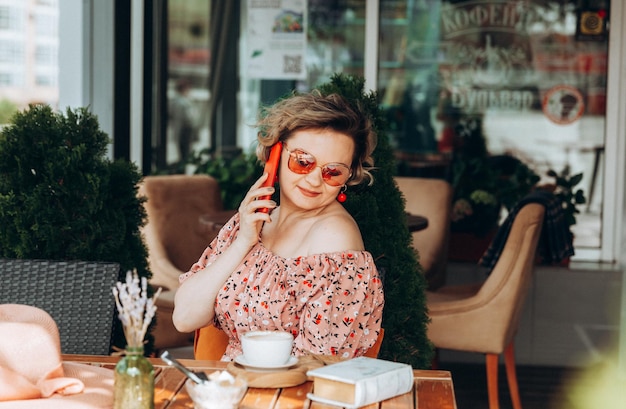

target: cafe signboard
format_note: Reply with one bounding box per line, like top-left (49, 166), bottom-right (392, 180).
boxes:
top-left (434, 0), bottom-right (603, 123)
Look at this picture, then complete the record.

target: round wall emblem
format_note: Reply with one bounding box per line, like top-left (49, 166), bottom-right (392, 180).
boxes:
top-left (542, 85), bottom-right (585, 125)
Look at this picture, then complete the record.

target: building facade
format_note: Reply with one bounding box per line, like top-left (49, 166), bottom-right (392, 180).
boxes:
top-left (0, 0), bottom-right (58, 109)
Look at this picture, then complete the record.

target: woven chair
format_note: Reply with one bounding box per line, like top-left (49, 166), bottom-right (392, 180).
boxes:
top-left (0, 259), bottom-right (120, 355)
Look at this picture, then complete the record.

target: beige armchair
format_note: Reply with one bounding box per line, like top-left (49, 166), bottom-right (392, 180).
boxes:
top-left (394, 177), bottom-right (453, 290)
top-left (139, 174), bottom-right (235, 351)
top-left (426, 203), bottom-right (545, 409)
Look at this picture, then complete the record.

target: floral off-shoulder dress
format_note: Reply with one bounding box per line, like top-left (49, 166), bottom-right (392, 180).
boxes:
top-left (179, 213), bottom-right (385, 361)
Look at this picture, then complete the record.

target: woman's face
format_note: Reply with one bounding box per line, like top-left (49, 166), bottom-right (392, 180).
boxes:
top-left (279, 129), bottom-right (354, 210)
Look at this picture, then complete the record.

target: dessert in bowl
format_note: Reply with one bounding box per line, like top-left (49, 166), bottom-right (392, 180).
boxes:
top-left (185, 371), bottom-right (247, 409)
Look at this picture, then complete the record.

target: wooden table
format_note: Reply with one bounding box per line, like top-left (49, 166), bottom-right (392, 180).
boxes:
top-left (406, 213), bottom-right (428, 232)
top-left (394, 151), bottom-right (451, 178)
top-left (62, 355), bottom-right (457, 409)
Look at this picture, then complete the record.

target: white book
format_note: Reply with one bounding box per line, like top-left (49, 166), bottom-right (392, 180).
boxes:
top-left (306, 357), bottom-right (414, 408)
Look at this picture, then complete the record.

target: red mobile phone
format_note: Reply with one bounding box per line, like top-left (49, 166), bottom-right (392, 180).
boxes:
top-left (257, 142), bottom-right (282, 213)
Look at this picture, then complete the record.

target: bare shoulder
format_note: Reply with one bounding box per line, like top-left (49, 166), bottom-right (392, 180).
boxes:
top-left (307, 210), bottom-right (364, 254)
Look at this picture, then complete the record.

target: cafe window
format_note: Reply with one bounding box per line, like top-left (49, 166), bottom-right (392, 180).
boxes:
top-left (35, 72), bottom-right (56, 86)
top-left (35, 44), bottom-right (57, 66)
top-left (152, 0), bottom-right (211, 170)
top-left (34, 11), bottom-right (58, 37)
top-left (376, 0), bottom-right (612, 261)
top-left (0, 72), bottom-right (14, 86)
top-left (0, 5), bottom-right (21, 31)
top-left (0, 40), bottom-right (23, 64)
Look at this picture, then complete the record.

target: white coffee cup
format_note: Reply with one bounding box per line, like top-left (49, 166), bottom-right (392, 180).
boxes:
top-left (240, 330), bottom-right (294, 367)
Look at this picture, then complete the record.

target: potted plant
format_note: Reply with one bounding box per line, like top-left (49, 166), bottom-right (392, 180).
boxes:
top-left (447, 154), bottom-right (502, 263)
top-left (0, 104), bottom-right (152, 354)
top-left (543, 165), bottom-right (586, 230)
top-left (446, 116), bottom-right (540, 262)
top-left (535, 165), bottom-right (586, 267)
top-left (449, 157), bottom-right (501, 236)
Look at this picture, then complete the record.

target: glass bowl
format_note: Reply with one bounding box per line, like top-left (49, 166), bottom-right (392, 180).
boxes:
top-left (185, 376), bottom-right (247, 409)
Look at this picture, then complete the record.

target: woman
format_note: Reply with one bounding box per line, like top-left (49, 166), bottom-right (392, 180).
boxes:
top-left (173, 90), bottom-right (384, 360)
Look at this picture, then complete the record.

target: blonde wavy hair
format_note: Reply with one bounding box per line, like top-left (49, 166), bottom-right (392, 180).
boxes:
top-left (255, 90), bottom-right (377, 186)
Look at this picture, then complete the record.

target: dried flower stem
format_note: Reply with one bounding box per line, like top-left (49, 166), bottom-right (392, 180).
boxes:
top-left (112, 270), bottom-right (162, 348)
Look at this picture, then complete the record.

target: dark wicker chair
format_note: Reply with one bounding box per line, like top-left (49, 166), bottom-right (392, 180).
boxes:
top-left (0, 259), bottom-right (120, 355)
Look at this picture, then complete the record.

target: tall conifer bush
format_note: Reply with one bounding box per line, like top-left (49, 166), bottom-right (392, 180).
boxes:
top-left (319, 74), bottom-right (433, 368)
top-left (0, 104), bottom-right (152, 353)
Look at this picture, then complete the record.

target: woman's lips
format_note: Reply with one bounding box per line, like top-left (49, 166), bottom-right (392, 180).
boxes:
top-left (297, 186), bottom-right (320, 197)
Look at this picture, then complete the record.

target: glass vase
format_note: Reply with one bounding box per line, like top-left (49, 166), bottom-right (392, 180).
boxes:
top-left (114, 345), bottom-right (155, 409)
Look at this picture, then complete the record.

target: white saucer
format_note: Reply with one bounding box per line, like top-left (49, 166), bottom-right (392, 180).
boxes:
top-left (234, 355), bottom-right (298, 371)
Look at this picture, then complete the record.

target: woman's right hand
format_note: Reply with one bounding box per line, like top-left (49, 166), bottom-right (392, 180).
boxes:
top-left (235, 173), bottom-right (276, 248)
top-left (173, 173), bottom-right (277, 333)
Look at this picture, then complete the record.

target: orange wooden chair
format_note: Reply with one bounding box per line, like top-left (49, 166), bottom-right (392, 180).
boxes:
top-left (364, 328), bottom-right (385, 358)
top-left (194, 325), bottom-right (229, 361)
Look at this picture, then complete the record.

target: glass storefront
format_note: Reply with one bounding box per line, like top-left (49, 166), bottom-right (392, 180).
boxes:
top-left (374, 0), bottom-right (609, 254)
top-left (151, 0), bottom-right (617, 260)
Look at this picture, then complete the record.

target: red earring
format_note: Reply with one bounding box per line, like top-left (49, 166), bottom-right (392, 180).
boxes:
top-left (337, 186), bottom-right (347, 203)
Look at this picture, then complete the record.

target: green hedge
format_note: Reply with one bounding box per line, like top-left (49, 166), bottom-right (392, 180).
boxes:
top-left (0, 104), bottom-right (152, 354)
